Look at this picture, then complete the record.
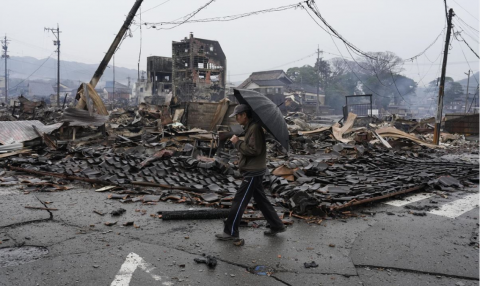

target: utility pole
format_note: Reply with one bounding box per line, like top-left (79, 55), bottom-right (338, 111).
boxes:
top-left (433, 8), bottom-right (454, 145)
top-left (464, 70), bottom-right (471, 114)
top-left (45, 24), bottom-right (61, 107)
top-left (315, 46), bottom-right (323, 115)
top-left (1, 35), bottom-right (10, 104)
top-left (112, 53), bottom-right (115, 110)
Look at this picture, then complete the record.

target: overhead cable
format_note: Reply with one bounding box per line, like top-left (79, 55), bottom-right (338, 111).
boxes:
top-left (8, 52), bottom-right (55, 92)
top-left (148, 0), bottom-right (217, 30)
top-left (143, 3), bottom-right (302, 27)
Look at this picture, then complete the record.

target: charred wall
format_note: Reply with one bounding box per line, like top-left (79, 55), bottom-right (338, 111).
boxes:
top-left (172, 33), bottom-right (226, 103)
top-left (147, 56), bottom-right (173, 96)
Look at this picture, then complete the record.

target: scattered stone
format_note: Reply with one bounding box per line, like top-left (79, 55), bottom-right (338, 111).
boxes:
top-left (304, 261), bottom-right (319, 268)
top-left (111, 208), bottom-right (126, 216)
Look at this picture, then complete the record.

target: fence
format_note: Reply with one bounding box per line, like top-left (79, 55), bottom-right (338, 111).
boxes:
top-left (344, 95), bottom-right (372, 118)
top-left (444, 113), bottom-right (479, 134)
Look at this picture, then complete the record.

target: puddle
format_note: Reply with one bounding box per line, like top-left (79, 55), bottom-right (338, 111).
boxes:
top-left (0, 246), bottom-right (49, 267)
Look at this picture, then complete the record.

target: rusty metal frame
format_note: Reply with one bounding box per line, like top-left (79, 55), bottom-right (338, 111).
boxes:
top-left (345, 94), bottom-right (373, 117)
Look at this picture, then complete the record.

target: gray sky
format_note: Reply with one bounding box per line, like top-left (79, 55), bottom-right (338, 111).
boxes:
top-left (1, 0), bottom-right (478, 85)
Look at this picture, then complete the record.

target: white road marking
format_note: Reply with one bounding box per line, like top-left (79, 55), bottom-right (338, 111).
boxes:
top-left (110, 252), bottom-right (173, 286)
top-left (429, 193), bottom-right (479, 218)
top-left (384, 193), bottom-right (434, 207)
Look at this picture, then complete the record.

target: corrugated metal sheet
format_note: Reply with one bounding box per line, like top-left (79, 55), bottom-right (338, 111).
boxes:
top-left (0, 121), bottom-right (63, 145)
top-left (60, 107), bottom-right (109, 127)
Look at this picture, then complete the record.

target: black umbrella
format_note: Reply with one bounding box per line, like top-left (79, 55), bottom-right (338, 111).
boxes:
top-left (233, 89), bottom-right (289, 152)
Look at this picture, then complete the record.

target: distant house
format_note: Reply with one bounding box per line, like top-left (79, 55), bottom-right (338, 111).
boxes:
top-left (238, 70), bottom-right (292, 94)
top-left (286, 83), bottom-right (325, 106)
top-left (104, 81), bottom-right (131, 101)
top-left (27, 82), bottom-right (55, 100)
top-left (444, 97), bottom-right (467, 113)
top-left (238, 70), bottom-right (293, 106)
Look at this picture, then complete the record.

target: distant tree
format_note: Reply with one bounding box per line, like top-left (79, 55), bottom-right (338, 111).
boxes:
top-left (444, 81), bottom-right (464, 104)
top-left (427, 76), bottom-right (464, 105)
top-left (286, 65), bottom-right (317, 86)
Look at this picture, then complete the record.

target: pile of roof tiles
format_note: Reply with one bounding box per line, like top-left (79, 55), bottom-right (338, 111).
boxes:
top-left (268, 152), bottom-right (478, 215)
top-left (4, 141), bottom-right (478, 216)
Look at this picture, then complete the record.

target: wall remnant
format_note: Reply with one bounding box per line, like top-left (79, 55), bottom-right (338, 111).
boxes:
top-left (172, 33), bottom-right (226, 103)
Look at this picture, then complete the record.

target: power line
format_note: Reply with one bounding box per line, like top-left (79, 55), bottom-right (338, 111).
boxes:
top-left (389, 71), bottom-right (412, 106)
top-left (416, 51), bottom-right (443, 88)
top-left (451, 0), bottom-right (478, 21)
top-left (453, 31), bottom-right (479, 85)
top-left (304, 0), bottom-right (447, 64)
top-left (143, 2), bottom-right (302, 28)
top-left (8, 51), bottom-right (55, 92)
top-left (453, 29), bottom-right (480, 59)
top-left (305, 0), bottom-right (376, 60)
top-left (467, 84), bottom-right (479, 113)
top-left (150, 0), bottom-right (217, 30)
top-left (326, 31), bottom-right (390, 99)
top-left (456, 15), bottom-right (479, 33)
top-left (403, 28), bottom-right (446, 62)
top-left (136, 0), bottom-right (172, 15)
top-left (230, 52), bottom-right (317, 76)
top-left (453, 18), bottom-right (479, 44)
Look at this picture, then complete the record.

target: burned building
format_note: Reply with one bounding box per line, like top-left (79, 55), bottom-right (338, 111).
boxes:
top-left (134, 56), bottom-right (172, 105)
top-left (148, 56), bottom-right (172, 98)
top-left (172, 33), bottom-right (226, 103)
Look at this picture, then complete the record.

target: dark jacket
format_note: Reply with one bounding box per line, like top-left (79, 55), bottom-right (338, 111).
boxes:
top-left (234, 121), bottom-right (267, 173)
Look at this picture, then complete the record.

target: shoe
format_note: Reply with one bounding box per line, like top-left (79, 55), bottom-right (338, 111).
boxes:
top-left (215, 232), bottom-right (238, 241)
top-left (264, 227), bottom-right (286, 236)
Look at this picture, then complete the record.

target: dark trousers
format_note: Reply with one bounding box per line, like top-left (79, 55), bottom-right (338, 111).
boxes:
top-left (223, 175), bottom-right (284, 237)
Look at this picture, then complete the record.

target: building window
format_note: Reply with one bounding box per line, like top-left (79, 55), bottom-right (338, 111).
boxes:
top-left (140, 88), bottom-right (143, 92)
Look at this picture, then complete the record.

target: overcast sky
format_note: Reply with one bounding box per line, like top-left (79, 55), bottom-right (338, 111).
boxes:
top-left (1, 0), bottom-right (478, 85)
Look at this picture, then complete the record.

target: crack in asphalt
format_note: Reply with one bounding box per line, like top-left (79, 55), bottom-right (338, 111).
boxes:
top-left (270, 275), bottom-right (293, 285)
top-left (32, 194), bottom-right (54, 220)
top-left (0, 218), bottom-right (52, 230)
top-left (120, 235), bottom-right (294, 285)
top-left (355, 265), bottom-right (480, 281)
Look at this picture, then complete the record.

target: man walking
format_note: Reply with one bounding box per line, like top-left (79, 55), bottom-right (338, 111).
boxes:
top-left (216, 104), bottom-right (286, 240)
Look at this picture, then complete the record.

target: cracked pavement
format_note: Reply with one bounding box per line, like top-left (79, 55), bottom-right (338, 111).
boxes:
top-left (0, 180), bottom-right (478, 286)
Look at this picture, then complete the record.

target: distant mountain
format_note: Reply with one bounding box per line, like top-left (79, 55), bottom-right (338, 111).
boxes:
top-left (5, 56), bottom-right (139, 87)
top-left (456, 71), bottom-right (479, 92)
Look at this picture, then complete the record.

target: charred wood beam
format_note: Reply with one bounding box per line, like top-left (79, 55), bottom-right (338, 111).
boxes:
top-left (329, 185), bottom-right (425, 211)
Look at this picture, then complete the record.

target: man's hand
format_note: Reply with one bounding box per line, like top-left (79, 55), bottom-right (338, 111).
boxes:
top-left (230, 135), bottom-right (239, 145)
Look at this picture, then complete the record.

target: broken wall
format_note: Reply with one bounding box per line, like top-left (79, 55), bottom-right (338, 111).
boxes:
top-left (183, 102), bottom-right (236, 130)
top-left (172, 33), bottom-right (226, 103)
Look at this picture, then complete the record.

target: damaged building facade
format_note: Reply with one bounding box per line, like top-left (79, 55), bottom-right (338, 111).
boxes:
top-left (134, 56), bottom-right (173, 105)
top-left (172, 33), bottom-right (226, 103)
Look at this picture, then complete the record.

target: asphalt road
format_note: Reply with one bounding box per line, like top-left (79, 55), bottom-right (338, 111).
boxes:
top-left (0, 177), bottom-right (478, 286)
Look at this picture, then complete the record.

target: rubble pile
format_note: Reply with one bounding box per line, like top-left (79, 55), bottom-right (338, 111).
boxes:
top-left (268, 152), bottom-right (477, 215)
top-left (0, 99), bottom-right (478, 219)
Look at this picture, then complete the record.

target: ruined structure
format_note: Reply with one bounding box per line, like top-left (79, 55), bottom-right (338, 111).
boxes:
top-left (172, 33), bottom-right (226, 103)
top-left (148, 56), bottom-right (172, 101)
top-left (134, 57), bottom-right (172, 105)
